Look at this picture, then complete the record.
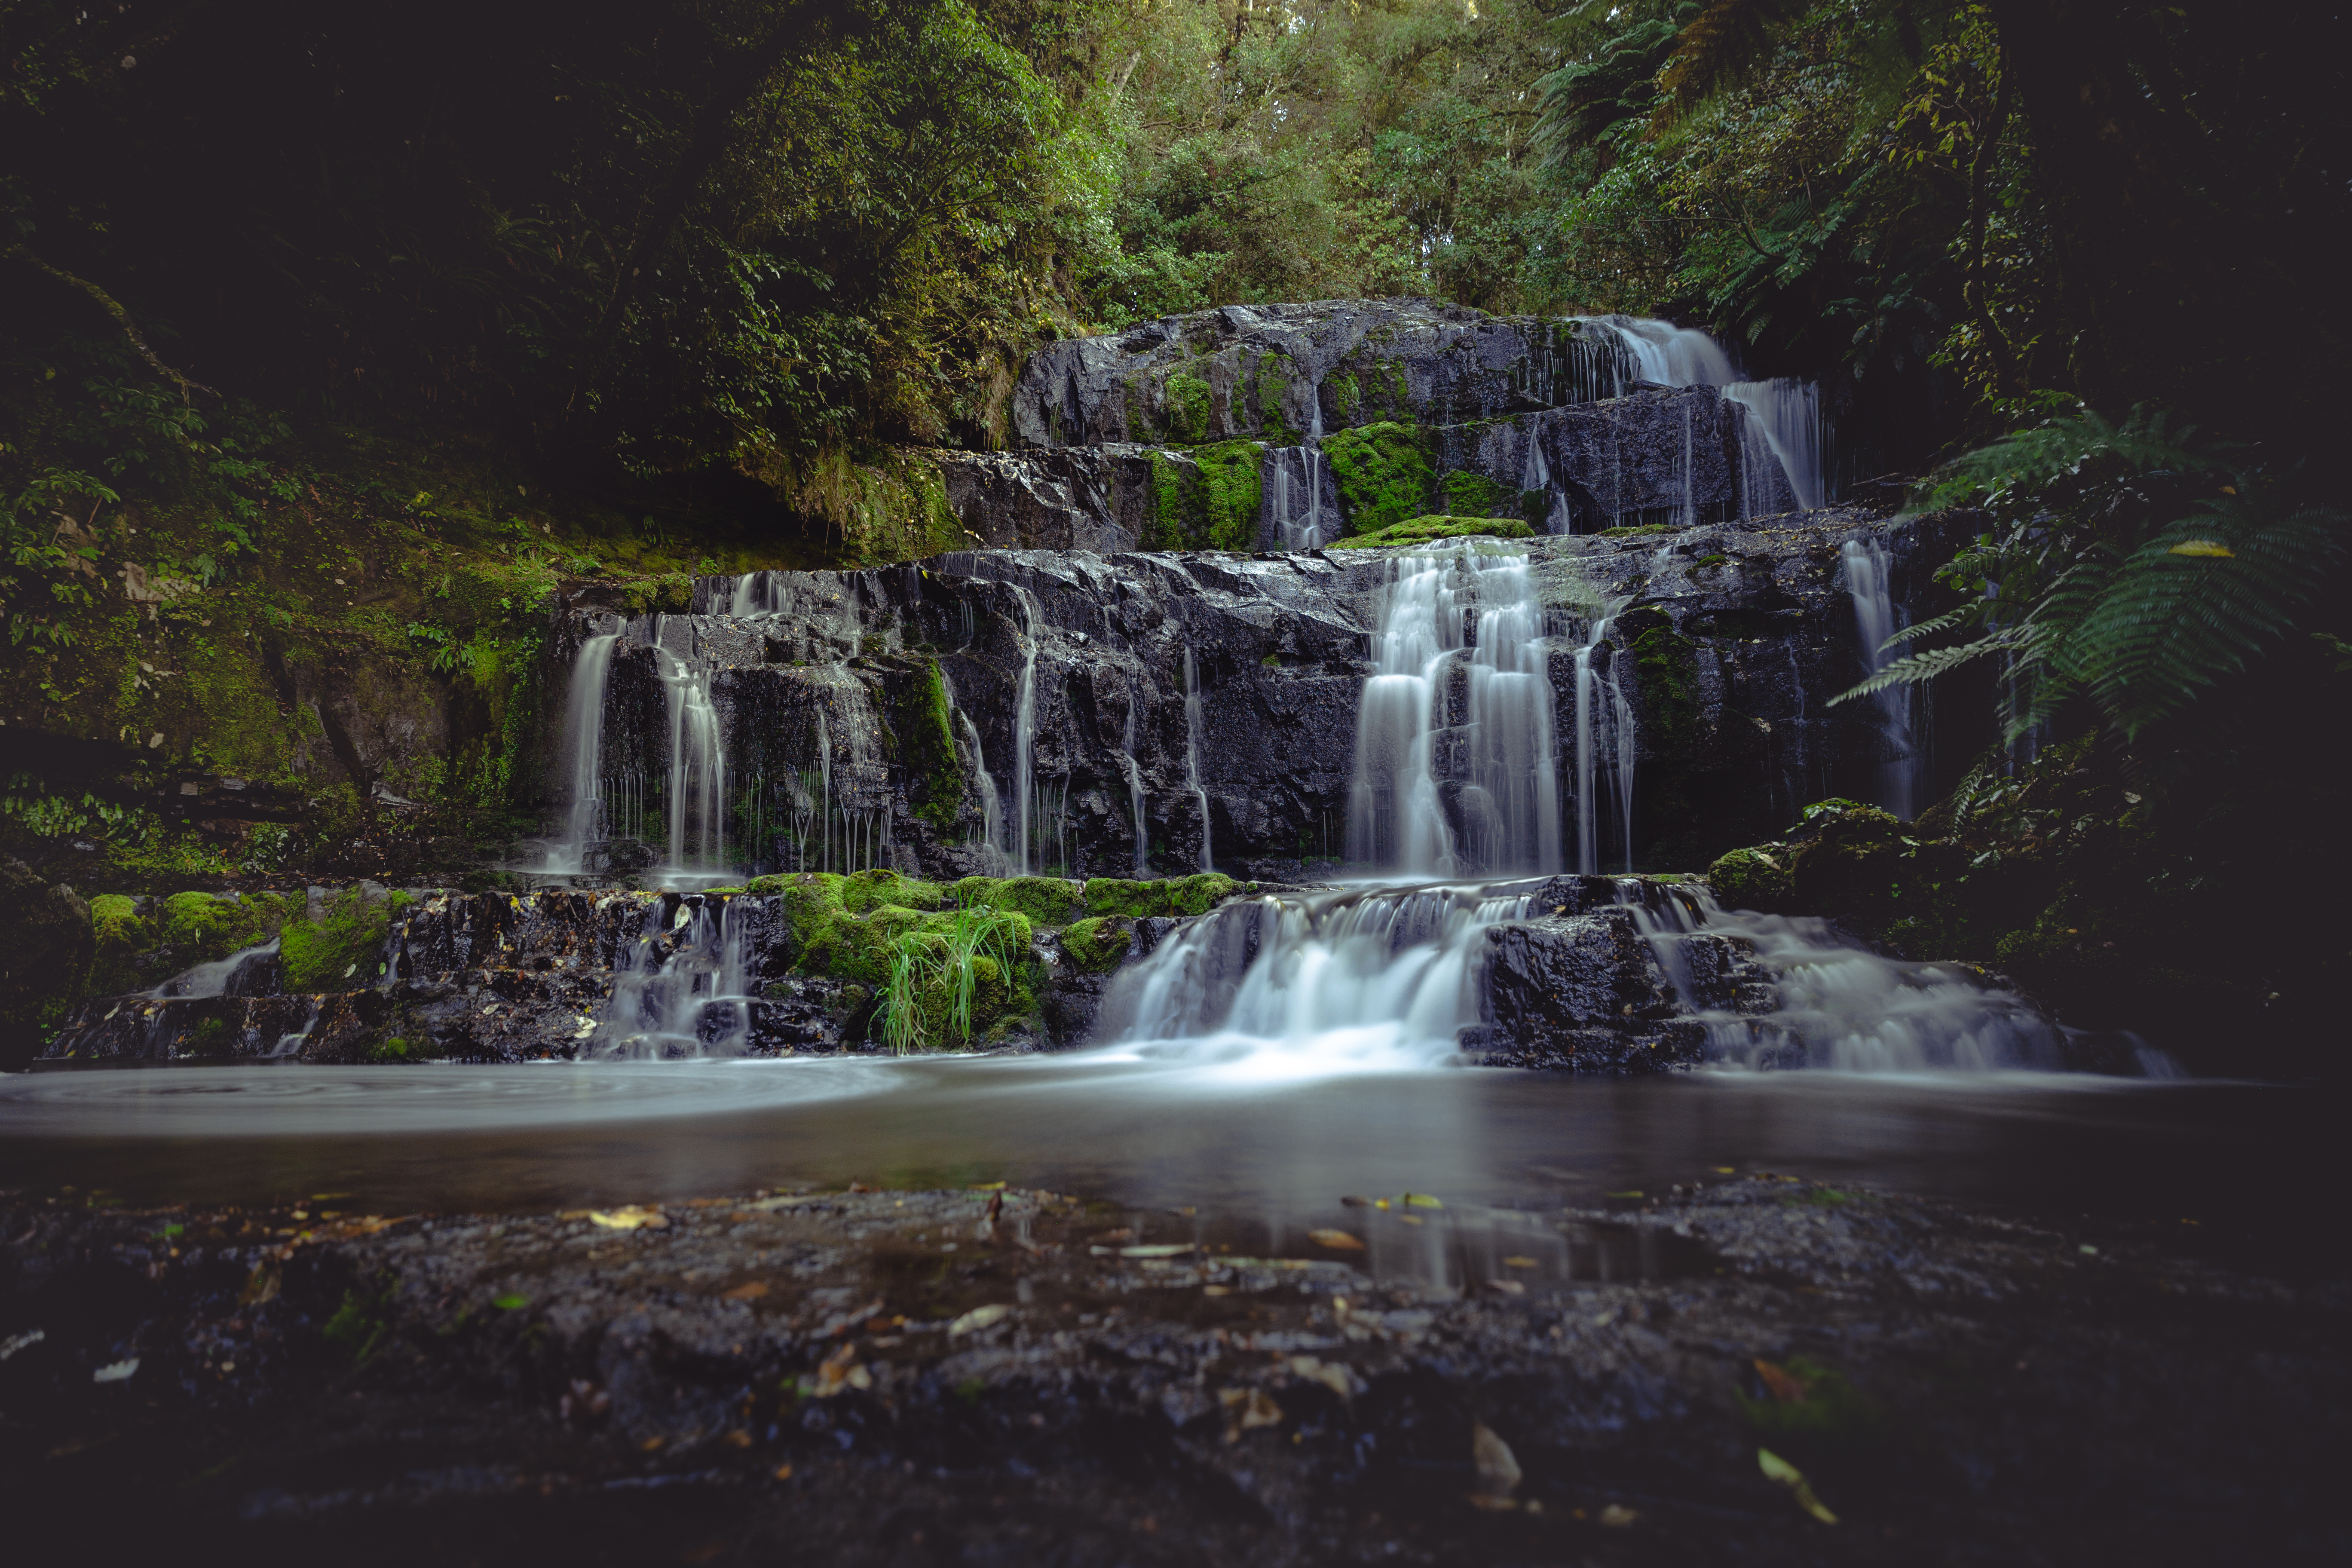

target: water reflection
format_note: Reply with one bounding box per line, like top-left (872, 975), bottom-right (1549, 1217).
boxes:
top-left (0, 1059), bottom-right (2323, 1245)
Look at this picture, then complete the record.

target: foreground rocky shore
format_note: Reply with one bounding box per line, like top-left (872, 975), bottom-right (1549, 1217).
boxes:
top-left (2, 1175), bottom-right (2340, 1564)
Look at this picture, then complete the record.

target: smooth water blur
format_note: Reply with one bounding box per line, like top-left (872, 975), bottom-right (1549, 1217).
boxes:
top-left (0, 1057), bottom-right (2322, 1246)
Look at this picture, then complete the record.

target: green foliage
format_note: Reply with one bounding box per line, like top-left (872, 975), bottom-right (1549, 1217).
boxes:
top-left (1321, 423), bottom-right (1434, 536)
top-left (282, 886), bottom-right (406, 991)
top-left (323, 1284), bottom-right (396, 1366)
top-left (87, 893), bottom-right (144, 949)
top-left (1058, 915), bottom-right (1133, 973)
top-left (1704, 845), bottom-right (1793, 910)
top-left (1164, 373), bottom-right (1214, 443)
top-left (952, 875), bottom-right (1083, 927)
top-left (1192, 441), bottom-right (1265, 551)
top-left (1328, 515), bottom-right (1534, 550)
top-left (1080, 873), bottom-right (1239, 919)
top-left (873, 906), bottom-right (1026, 1051)
top-left (1839, 407), bottom-right (2346, 741)
top-left (2, 469), bottom-right (116, 648)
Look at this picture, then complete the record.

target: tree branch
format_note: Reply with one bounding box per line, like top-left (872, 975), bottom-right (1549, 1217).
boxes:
top-left (4, 245), bottom-right (219, 400)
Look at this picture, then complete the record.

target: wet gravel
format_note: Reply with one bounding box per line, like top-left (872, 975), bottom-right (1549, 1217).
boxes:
top-left (2, 1176), bottom-right (2343, 1565)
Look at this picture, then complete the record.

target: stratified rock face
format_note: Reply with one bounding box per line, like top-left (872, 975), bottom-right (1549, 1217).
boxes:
top-left (938, 299), bottom-right (1797, 553)
top-left (576, 508), bottom-right (1953, 888)
top-left (0, 858), bottom-right (94, 1070)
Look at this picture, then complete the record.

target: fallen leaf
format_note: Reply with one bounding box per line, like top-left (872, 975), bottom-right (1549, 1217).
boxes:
top-left (1758, 1447), bottom-right (1839, 1524)
top-left (722, 1281), bottom-right (771, 1302)
top-left (1202, 1284), bottom-right (1233, 1297)
top-left (1471, 1418), bottom-right (1522, 1506)
top-left (2166, 539), bottom-right (2235, 557)
top-left (723, 1430), bottom-right (753, 1448)
top-left (240, 1260), bottom-right (282, 1305)
top-left (809, 1341), bottom-right (873, 1397)
top-left (948, 1304), bottom-right (1012, 1337)
top-left (1712, 1166), bottom-right (1736, 1175)
top-left (92, 1358), bottom-right (139, 1384)
top-left (1288, 1356), bottom-right (1354, 1398)
top-left (773, 1463), bottom-right (793, 1480)
top-left (1599, 1503), bottom-right (1638, 1528)
top-left (1485, 1278), bottom-right (1526, 1295)
top-left (1502, 1255), bottom-right (1538, 1268)
top-left (1402, 1192), bottom-right (1443, 1209)
top-left (1606, 1189), bottom-right (1644, 1199)
top-left (1119, 1243), bottom-right (1194, 1258)
top-left (1754, 1358), bottom-right (1810, 1403)
top-left (1219, 1386), bottom-right (1284, 1440)
top-left (1307, 1228), bottom-right (1365, 1251)
top-left (588, 1207), bottom-right (668, 1231)
top-left (492, 1292), bottom-right (529, 1311)
top-left (0, 1329), bottom-right (46, 1361)
top-left (969, 1180), bottom-right (1007, 1191)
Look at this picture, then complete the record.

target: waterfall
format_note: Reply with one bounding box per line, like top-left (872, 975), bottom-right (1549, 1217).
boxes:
top-left (1097, 882), bottom-right (1535, 1071)
top-left (1183, 646), bottom-right (1213, 871)
top-left (1571, 315), bottom-right (1827, 512)
top-left (1521, 429), bottom-right (1570, 536)
top-left (1724, 380), bottom-right (1824, 511)
top-left (1121, 698), bottom-right (1149, 876)
top-left (655, 643), bottom-right (729, 878)
top-left (1841, 538), bottom-right (1920, 819)
top-left (539, 632), bottom-right (617, 874)
top-left (1678, 401), bottom-right (1696, 529)
top-left (1347, 547), bottom-right (1564, 876)
top-left (1011, 593), bottom-right (1040, 873)
top-left (148, 939), bottom-right (280, 999)
top-left (591, 895), bottom-right (752, 1059)
top-left (1268, 447), bottom-right (1329, 550)
top-left (1570, 615), bottom-right (1636, 875)
top-left (943, 671), bottom-right (1006, 873)
top-left (1618, 882), bottom-right (2125, 1072)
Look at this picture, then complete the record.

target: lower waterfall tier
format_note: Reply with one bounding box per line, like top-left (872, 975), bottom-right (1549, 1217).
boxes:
top-left (38, 874), bottom-right (2169, 1077)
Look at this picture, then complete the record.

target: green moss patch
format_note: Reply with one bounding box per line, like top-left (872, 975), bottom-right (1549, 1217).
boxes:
top-left (282, 885), bottom-right (407, 990)
top-left (1081, 873), bottom-right (1242, 919)
top-left (1326, 515), bottom-right (1535, 549)
top-left (1193, 440), bottom-right (1266, 552)
top-left (1322, 422), bottom-right (1435, 536)
top-left (1059, 915), bottom-right (1135, 973)
top-left (952, 876), bottom-right (1083, 927)
top-left (1164, 371), bottom-right (1213, 443)
top-left (88, 893), bottom-right (146, 949)
top-left (1705, 846), bottom-right (1794, 911)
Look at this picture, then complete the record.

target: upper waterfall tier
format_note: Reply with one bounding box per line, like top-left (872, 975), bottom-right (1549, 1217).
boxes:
top-left (928, 300), bottom-right (1814, 554)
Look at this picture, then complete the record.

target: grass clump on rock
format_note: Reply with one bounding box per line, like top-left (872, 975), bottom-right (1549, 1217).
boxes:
top-left (876, 907), bottom-right (1027, 1054)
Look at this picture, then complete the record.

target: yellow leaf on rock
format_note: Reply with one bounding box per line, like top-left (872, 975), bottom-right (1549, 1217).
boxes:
top-left (1758, 1447), bottom-right (1840, 1524)
top-left (588, 1207), bottom-right (668, 1231)
top-left (948, 1303), bottom-right (1011, 1337)
top-left (1403, 1192), bottom-right (1443, 1209)
top-left (1307, 1229), bottom-right (1365, 1251)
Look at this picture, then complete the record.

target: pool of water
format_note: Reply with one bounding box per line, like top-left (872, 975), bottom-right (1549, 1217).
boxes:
top-left (0, 1054), bottom-right (2324, 1251)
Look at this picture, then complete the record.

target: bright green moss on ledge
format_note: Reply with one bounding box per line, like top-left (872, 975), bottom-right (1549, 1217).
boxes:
top-left (952, 875), bottom-right (1084, 927)
top-left (1326, 515), bottom-right (1536, 548)
top-left (1059, 915), bottom-right (1135, 973)
top-left (282, 885), bottom-right (410, 990)
top-left (1322, 421), bottom-right (1434, 535)
top-left (1081, 873), bottom-right (1242, 918)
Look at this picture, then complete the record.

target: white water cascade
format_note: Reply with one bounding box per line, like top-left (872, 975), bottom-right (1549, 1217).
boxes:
top-left (591, 895), bottom-right (753, 1059)
top-left (654, 634), bottom-right (729, 880)
top-left (530, 632), bottom-right (619, 875)
top-left (1570, 314), bottom-right (1827, 518)
top-left (1121, 697), bottom-right (1149, 877)
top-left (1619, 882), bottom-right (2166, 1073)
top-left (1841, 537), bottom-right (1921, 818)
top-left (1570, 611), bottom-right (1637, 875)
top-left (1097, 882), bottom-right (1537, 1071)
top-left (1268, 447), bottom-right (1331, 550)
top-left (1347, 547), bottom-right (1563, 877)
top-left (1183, 646), bottom-right (1214, 871)
top-left (1011, 589), bottom-right (1042, 873)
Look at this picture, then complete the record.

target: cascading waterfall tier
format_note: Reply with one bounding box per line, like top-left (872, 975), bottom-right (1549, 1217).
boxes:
top-left (1841, 537), bottom-right (1923, 819)
top-left (590, 894), bottom-right (753, 1059)
top-left (1098, 881), bottom-right (1537, 1071)
top-left (1347, 545), bottom-right (1564, 878)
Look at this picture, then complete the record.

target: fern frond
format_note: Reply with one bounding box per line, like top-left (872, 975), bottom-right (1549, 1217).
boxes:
top-left (1655, 0), bottom-right (1807, 120)
top-left (2065, 496), bottom-right (2348, 738)
top-left (1830, 634), bottom-right (2013, 705)
top-left (1880, 603), bottom-right (1978, 649)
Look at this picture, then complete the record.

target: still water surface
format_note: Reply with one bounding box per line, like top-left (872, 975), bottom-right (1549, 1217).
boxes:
top-left (0, 1056), bottom-right (2321, 1243)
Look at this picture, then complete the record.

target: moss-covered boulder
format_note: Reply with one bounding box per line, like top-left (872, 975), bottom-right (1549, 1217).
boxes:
top-left (1081, 873), bottom-right (1243, 919)
top-left (1705, 846), bottom-right (1795, 911)
top-left (282, 883), bottom-right (407, 991)
top-left (1059, 916), bottom-right (1136, 974)
top-left (1322, 421), bottom-right (1434, 535)
top-left (952, 876), bottom-right (1084, 926)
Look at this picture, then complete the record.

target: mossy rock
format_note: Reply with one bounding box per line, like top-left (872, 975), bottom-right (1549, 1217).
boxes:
top-left (88, 893), bottom-right (147, 949)
top-left (1326, 515), bottom-right (1534, 549)
top-left (282, 885), bottom-right (407, 991)
top-left (1705, 845), bottom-right (1795, 911)
top-left (1193, 440), bottom-right (1265, 552)
top-left (1322, 421), bottom-right (1435, 535)
top-left (1081, 873), bottom-right (1242, 919)
top-left (951, 876), bottom-right (1083, 927)
top-left (1060, 916), bottom-right (1135, 974)
top-left (1599, 522), bottom-right (1678, 539)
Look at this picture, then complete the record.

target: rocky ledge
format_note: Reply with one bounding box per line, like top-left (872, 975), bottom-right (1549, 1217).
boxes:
top-left (1, 1177), bottom-right (2340, 1563)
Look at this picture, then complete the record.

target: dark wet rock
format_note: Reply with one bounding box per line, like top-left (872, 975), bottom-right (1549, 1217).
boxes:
top-left (2, 1178), bottom-right (2339, 1565)
top-left (1473, 906), bottom-right (1711, 1072)
top-left (0, 858), bottom-right (92, 1070)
